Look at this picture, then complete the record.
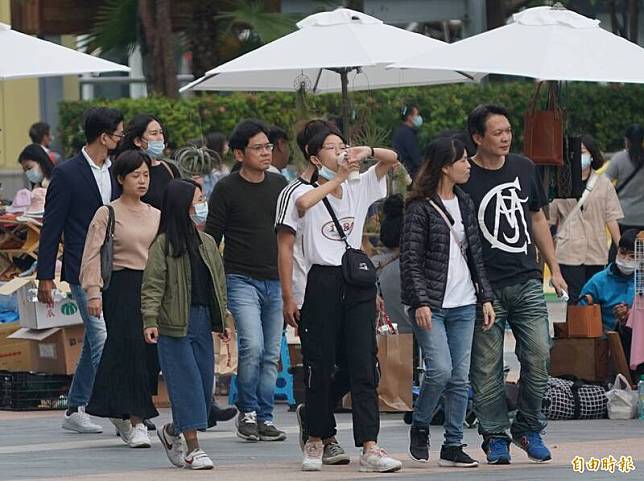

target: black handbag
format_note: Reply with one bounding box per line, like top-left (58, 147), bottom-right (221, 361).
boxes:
top-left (321, 197), bottom-right (377, 288)
top-left (100, 205), bottom-right (115, 291)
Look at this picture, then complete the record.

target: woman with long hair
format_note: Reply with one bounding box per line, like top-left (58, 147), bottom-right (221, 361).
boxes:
top-left (400, 137), bottom-right (494, 468)
top-left (18, 143), bottom-right (55, 188)
top-left (550, 134), bottom-right (623, 303)
top-left (293, 128), bottom-right (402, 473)
top-left (606, 124), bottom-right (644, 248)
top-left (79, 150), bottom-right (160, 448)
top-left (118, 113), bottom-right (181, 210)
top-left (141, 179), bottom-right (228, 470)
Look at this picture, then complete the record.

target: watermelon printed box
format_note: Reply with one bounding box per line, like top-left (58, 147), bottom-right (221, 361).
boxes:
top-left (0, 278), bottom-right (82, 330)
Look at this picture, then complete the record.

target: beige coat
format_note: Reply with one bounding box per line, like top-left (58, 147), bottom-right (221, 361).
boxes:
top-left (550, 173), bottom-right (623, 266)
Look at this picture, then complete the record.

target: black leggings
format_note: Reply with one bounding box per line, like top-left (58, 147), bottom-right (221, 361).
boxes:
top-left (300, 265), bottom-right (379, 447)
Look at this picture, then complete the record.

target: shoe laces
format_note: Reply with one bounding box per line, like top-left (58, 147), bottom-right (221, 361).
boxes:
top-left (488, 438), bottom-right (509, 454)
top-left (187, 448), bottom-right (208, 461)
top-left (241, 411), bottom-right (257, 424)
top-left (324, 442), bottom-right (343, 456)
top-left (522, 431), bottom-right (545, 447)
top-left (365, 447), bottom-right (390, 458)
top-left (305, 441), bottom-right (324, 457)
top-left (262, 420), bottom-right (274, 427)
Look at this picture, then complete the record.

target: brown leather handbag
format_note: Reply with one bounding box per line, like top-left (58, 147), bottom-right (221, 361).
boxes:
top-left (523, 81), bottom-right (565, 166)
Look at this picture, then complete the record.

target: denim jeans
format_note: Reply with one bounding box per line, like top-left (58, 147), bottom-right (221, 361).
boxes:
top-left (226, 274), bottom-right (283, 422)
top-left (68, 284), bottom-right (107, 408)
top-left (158, 306), bottom-right (213, 433)
top-left (411, 304), bottom-right (475, 446)
top-left (470, 279), bottom-right (550, 439)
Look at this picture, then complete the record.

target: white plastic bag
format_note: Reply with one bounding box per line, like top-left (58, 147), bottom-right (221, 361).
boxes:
top-left (605, 374), bottom-right (638, 420)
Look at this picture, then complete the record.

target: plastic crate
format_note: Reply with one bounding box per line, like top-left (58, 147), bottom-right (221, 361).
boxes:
top-left (0, 371), bottom-right (72, 410)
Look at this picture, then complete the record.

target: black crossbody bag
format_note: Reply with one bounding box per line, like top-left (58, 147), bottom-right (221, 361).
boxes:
top-left (321, 197), bottom-right (377, 288)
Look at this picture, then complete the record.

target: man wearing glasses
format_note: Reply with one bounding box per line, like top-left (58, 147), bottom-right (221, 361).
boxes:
top-left (37, 107), bottom-right (124, 434)
top-left (205, 119), bottom-right (288, 442)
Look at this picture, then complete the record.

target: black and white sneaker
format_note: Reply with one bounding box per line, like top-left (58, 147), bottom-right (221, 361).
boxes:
top-left (235, 411), bottom-right (259, 442)
top-left (258, 420), bottom-right (286, 441)
top-left (439, 445), bottom-right (479, 468)
top-left (409, 425), bottom-right (430, 462)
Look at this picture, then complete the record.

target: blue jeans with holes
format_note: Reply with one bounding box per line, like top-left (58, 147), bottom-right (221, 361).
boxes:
top-left (158, 306), bottom-right (213, 433)
top-left (68, 284), bottom-right (107, 408)
top-left (470, 279), bottom-right (550, 439)
top-left (411, 304), bottom-right (476, 446)
top-left (226, 274), bottom-right (283, 422)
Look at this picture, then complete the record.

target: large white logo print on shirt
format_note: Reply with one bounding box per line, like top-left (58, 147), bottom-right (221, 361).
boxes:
top-left (478, 177), bottom-right (531, 254)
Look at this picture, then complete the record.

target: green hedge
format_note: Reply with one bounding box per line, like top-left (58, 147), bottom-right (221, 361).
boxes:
top-left (59, 82), bottom-right (643, 158)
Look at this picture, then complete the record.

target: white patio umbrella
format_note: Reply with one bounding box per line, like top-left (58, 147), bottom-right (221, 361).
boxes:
top-left (0, 22), bottom-right (130, 79)
top-left (181, 8), bottom-right (482, 133)
top-left (392, 4), bottom-right (644, 84)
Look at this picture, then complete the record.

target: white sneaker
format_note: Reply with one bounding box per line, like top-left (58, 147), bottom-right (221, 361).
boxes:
top-left (184, 448), bottom-right (214, 470)
top-left (157, 423), bottom-right (185, 467)
top-left (128, 423), bottom-right (151, 448)
top-left (62, 407), bottom-right (103, 433)
top-left (110, 418), bottom-right (133, 445)
top-left (301, 440), bottom-right (324, 471)
top-left (359, 447), bottom-right (403, 473)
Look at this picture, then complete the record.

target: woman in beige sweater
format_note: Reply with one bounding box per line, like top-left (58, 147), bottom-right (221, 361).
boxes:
top-left (79, 150), bottom-right (161, 448)
top-left (550, 135), bottom-right (623, 304)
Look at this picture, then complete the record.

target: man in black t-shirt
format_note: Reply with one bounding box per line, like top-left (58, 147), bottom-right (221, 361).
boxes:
top-left (205, 119), bottom-right (288, 443)
top-left (461, 104), bottom-right (567, 465)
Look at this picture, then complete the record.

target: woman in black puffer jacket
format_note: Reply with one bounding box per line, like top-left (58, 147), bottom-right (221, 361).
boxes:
top-left (400, 137), bottom-right (495, 468)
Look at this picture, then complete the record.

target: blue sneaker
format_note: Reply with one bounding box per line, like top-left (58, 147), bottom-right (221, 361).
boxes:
top-left (512, 432), bottom-right (552, 463)
top-left (483, 437), bottom-right (511, 464)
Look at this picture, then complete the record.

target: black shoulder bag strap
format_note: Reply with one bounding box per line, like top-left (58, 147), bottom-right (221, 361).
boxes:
top-left (616, 161), bottom-right (643, 194)
top-left (321, 197), bottom-right (351, 250)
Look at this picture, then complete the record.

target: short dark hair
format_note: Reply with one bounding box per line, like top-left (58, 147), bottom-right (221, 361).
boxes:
top-left (29, 122), bottom-right (50, 143)
top-left (625, 123), bottom-right (643, 168)
top-left (380, 194), bottom-right (404, 248)
top-left (306, 129), bottom-right (348, 158)
top-left (296, 119), bottom-right (341, 160)
top-left (112, 149), bottom-right (151, 181)
top-left (467, 104), bottom-right (510, 141)
top-left (228, 119), bottom-right (270, 151)
top-left (580, 134), bottom-right (605, 170)
top-left (17, 143), bottom-right (55, 180)
top-left (401, 104), bottom-right (420, 121)
top-left (618, 229), bottom-right (639, 252)
top-left (268, 125), bottom-right (288, 144)
top-left (83, 107), bottom-right (124, 144)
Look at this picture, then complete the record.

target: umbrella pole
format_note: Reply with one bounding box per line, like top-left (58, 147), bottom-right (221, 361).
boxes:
top-left (340, 69), bottom-right (350, 139)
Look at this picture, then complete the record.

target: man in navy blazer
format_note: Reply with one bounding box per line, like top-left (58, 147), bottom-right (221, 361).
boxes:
top-left (37, 107), bottom-right (124, 434)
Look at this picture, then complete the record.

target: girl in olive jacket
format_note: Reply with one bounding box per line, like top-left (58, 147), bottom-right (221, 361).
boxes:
top-left (142, 179), bottom-right (229, 471)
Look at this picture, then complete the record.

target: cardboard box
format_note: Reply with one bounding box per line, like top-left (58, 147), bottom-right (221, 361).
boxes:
top-left (8, 325), bottom-right (84, 374)
top-left (0, 323), bottom-right (36, 371)
top-left (566, 304), bottom-right (603, 338)
top-left (0, 278), bottom-right (83, 330)
top-left (550, 337), bottom-right (609, 382)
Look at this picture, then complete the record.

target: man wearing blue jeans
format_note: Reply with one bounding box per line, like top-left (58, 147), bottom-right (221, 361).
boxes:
top-left (37, 107), bottom-right (123, 433)
top-left (206, 119), bottom-right (288, 442)
top-left (462, 104), bottom-right (567, 464)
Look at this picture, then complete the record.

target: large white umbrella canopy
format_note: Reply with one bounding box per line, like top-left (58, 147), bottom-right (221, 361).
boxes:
top-left (0, 22), bottom-right (130, 80)
top-left (181, 8), bottom-right (480, 94)
top-left (392, 5), bottom-right (644, 84)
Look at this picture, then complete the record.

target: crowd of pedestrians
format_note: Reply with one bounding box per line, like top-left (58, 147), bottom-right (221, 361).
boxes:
top-left (28, 102), bottom-right (641, 472)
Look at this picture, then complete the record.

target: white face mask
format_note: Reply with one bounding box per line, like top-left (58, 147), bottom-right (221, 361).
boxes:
top-left (581, 153), bottom-right (592, 169)
top-left (615, 255), bottom-right (636, 275)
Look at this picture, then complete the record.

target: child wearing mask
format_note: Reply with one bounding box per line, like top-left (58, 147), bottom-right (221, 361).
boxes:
top-left (141, 179), bottom-right (229, 470)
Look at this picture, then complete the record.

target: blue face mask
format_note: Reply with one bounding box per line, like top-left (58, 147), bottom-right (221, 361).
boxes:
top-left (412, 115), bottom-right (423, 129)
top-left (190, 202), bottom-right (208, 225)
top-left (26, 167), bottom-right (44, 184)
top-left (145, 140), bottom-right (165, 158)
top-left (318, 165), bottom-right (337, 181)
top-left (581, 153), bottom-right (592, 169)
